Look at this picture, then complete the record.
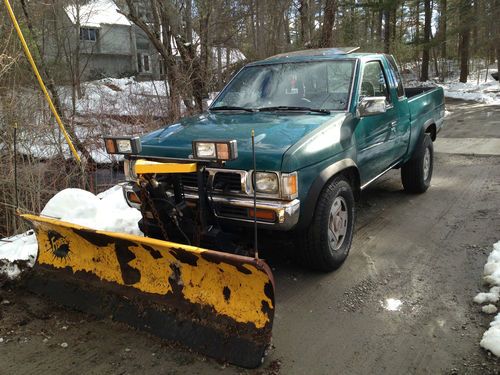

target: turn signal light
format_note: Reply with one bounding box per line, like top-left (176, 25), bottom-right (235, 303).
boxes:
top-left (248, 208), bottom-right (276, 221)
top-left (281, 172), bottom-right (298, 199)
top-left (126, 191), bottom-right (141, 204)
top-left (104, 136), bottom-right (142, 155)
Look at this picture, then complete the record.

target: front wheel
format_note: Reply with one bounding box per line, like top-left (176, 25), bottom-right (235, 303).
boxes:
top-left (401, 134), bottom-right (433, 194)
top-left (296, 176), bottom-right (355, 272)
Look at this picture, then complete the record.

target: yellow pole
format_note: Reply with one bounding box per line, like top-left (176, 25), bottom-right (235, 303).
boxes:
top-left (3, 0), bottom-right (81, 163)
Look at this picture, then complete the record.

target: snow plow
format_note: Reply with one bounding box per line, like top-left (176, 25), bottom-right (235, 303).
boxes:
top-left (20, 137), bottom-right (276, 368)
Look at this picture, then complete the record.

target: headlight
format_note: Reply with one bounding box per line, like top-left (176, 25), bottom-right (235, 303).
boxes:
top-left (192, 140), bottom-right (238, 161)
top-left (195, 142), bottom-right (216, 158)
top-left (104, 136), bottom-right (142, 155)
top-left (254, 172), bottom-right (279, 194)
top-left (281, 172), bottom-right (298, 199)
top-left (123, 159), bottom-right (137, 180)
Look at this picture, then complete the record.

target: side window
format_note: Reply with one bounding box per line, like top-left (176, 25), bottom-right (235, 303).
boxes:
top-left (360, 61), bottom-right (390, 102)
top-left (386, 55), bottom-right (405, 98)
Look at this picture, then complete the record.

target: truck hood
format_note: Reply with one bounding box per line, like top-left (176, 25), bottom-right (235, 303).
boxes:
top-left (140, 112), bottom-right (347, 171)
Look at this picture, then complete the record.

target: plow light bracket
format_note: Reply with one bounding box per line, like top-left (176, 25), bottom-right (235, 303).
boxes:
top-left (104, 136), bottom-right (142, 155)
top-left (192, 140), bottom-right (238, 161)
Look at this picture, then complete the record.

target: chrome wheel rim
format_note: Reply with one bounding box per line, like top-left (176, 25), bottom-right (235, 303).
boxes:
top-left (423, 148), bottom-right (431, 181)
top-left (328, 196), bottom-right (348, 251)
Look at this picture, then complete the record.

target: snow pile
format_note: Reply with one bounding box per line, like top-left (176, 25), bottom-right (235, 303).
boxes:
top-left (441, 76), bottom-right (500, 105)
top-left (405, 69), bottom-right (500, 105)
top-left (474, 241), bottom-right (500, 356)
top-left (481, 314), bottom-right (500, 357)
top-left (0, 185), bottom-right (142, 280)
top-left (42, 185), bottom-right (142, 235)
top-left (0, 232), bottom-right (37, 279)
top-left (61, 77), bottom-right (170, 118)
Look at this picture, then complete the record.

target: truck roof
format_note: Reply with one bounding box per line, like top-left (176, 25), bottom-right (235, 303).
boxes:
top-left (247, 47), bottom-right (384, 66)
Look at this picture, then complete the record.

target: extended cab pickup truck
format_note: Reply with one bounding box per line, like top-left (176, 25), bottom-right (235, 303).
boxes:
top-left (106, 48), bottom-right (445, 271)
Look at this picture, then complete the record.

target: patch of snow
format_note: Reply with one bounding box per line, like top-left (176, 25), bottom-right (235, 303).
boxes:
top-left (473, 286), bottom-right (500, 304)
top-left (481, 313), bottom-right (500, 356)
top-left (483, 304), bottom-right (498, 315)
top-left (59, 77), bottom-right (171, 119)
top-left (0, 231), bottom-right (37, 263)
top-left (0, 232), bottom-right (37, 280)
top-left (0, 184), bottom-right (142, 280)
top-left (65, 0), bottom-right (130, 27)
top-left (407, 68), bottom-right (500, 105)
top-left (475, 241), bottom-right (500, 357)
top-left (42, 185), bottom-right (142, 236)
top-left (484, 242), bottom-right (500, 286)
top-left (381, 298), bottom-right (403, 311)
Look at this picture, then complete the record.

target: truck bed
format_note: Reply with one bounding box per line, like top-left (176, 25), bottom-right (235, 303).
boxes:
top-left (405, 86), bottom-right (437, 99)
top-left (405, 85), bottom-right (445, 158)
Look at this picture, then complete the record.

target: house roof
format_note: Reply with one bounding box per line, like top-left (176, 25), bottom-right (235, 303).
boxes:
top-left (65, 0), bottom-right (131, 28)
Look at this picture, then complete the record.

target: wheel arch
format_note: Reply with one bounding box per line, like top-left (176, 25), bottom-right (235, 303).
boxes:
top-left (297, 159), bottom-right (360, 230)
top-left (425, 122), bottom-right (437, 141)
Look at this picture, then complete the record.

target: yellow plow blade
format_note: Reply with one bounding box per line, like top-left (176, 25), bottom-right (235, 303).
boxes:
top-left (21, 214), bottom-right (274, 368)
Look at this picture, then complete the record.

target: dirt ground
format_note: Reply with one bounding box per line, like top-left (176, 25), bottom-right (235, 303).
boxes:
top-left (1, 99), bottom-right (500, 375)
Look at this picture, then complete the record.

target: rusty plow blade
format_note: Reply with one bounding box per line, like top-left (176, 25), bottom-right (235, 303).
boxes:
top-left (21, 214), bottom-right (275, 368)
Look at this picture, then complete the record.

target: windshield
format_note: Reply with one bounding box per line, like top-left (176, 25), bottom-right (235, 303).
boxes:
top-left (211, 60), bottom-right (355, 111)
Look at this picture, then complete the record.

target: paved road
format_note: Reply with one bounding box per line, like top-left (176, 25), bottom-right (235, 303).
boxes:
top-left (1, 100), bottom-right (499, 375)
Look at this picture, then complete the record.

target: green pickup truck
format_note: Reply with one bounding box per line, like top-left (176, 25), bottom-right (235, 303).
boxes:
top-left (106, 48), bottom-right (445, 271)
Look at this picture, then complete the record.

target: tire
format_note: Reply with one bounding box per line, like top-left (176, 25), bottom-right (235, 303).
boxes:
top-left (401, 134), bottom-right (433, 194)
top-left (296, 176), bottom-right (355, 272)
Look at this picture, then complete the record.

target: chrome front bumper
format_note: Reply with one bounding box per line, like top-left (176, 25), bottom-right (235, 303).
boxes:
top-left (185, 192), bottom-right (300, 231)
top-left (123, 183), bottom-right (300, 231)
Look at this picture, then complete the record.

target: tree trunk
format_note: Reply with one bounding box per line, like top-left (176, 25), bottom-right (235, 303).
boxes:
top-left (377, 0), bottom-right (383, 43)
top-left (415, 0), bottom-right (420, 60)
top-left (318, 0), bottom-right (337, 48)
top-left (383, 9), bottom-right (390, 53)
top-left (284, 11), bottom-right (291, 46)
top-left (440, 0), bottom-right (447, 59)
top-left (185, 0), bottom-right (192, 44)
top-left (458, 0), bottom-right (471, 83)
top-left (299, 0), bottom-right (312, 47)
top-left (496, 0), bottom-right (500, 83)
top-left (421, 0), bottom-right (431, 81)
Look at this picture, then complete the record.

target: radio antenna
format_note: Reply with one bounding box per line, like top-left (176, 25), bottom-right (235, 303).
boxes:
top-left (251, 129), bottom-right (259, 259)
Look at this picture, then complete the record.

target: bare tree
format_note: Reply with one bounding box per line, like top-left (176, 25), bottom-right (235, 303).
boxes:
top-left (458, 0), bottom-right (471, 83)
top-left (420, 0), bottom-right (431, 81)
top-left (318, 0), bottom-right (337, 48)
top-left (299, 0), bottom-right (312, 47)
top-left (19, 0), bottom-right (95, 164)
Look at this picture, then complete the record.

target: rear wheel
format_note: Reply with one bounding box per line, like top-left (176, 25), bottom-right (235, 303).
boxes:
top-left (296, 176), bottom-right (355, 272)
top-left (401, 134), bottom-right (433, 193)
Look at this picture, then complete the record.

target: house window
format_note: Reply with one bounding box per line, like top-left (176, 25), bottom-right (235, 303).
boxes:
top-left (159, 59), bottom-right (166, 76)
top-left (80, 27), bottom-right (97, 42)
top-left (137, 53), bottom-right (151, 73)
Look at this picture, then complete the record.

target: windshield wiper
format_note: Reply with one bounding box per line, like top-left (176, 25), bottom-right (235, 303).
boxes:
top-left (209, 105), bottom-right (255, 112)
top-left (257, 106), bottom-right (330, 114)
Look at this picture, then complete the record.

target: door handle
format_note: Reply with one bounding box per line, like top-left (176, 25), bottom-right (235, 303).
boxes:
top-left (390, 120), bottom-right (397, 127)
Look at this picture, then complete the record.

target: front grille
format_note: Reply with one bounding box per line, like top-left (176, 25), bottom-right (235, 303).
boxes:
top-left (178, 172), bottom-right (208, 188)
top-left (213, 172), bottom-right (242, 192)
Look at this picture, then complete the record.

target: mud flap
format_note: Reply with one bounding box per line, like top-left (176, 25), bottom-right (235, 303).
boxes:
top-left (21, 214), bottom-right (274, 368)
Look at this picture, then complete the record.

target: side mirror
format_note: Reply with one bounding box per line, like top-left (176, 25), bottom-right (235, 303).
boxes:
top-left (356, 96), bottom-right (388, 117)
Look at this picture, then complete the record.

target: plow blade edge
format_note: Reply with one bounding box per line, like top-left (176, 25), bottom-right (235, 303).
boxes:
top-left (21, 214), bottom-right (275, 368)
